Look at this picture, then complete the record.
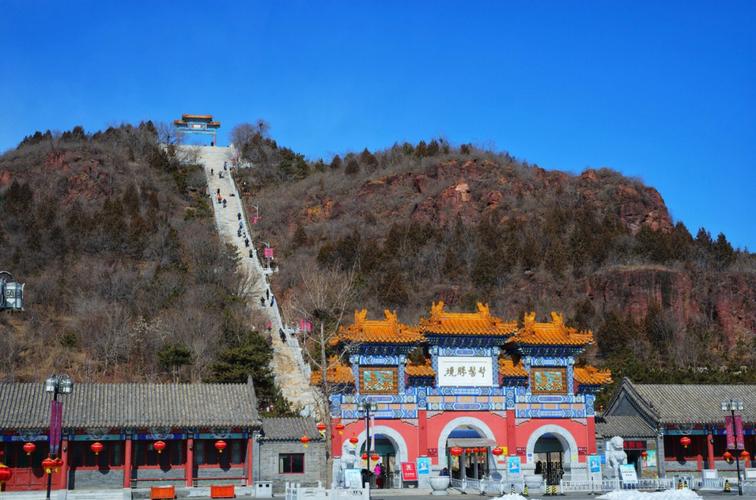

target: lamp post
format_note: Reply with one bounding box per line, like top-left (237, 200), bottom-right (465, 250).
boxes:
top-left (358, 400), bottom-right (378, 488)
top-left (44, 375), bottom-right (73, 500)
top-left (721, 398), bottom-right (744, 496)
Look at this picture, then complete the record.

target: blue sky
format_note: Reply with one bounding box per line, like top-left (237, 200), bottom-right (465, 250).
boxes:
top-left (1, 1), bottom-right (754, 248)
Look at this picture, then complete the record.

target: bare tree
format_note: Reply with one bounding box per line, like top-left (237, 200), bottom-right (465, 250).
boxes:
top-left (155, 121), bottom-right (182, 146)
top-left (287, 265), bottom-right (357, 472)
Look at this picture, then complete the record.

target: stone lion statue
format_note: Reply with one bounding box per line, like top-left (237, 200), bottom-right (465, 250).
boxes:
top-left (605, 436), bottom-right (627, 478)
top-left (334, 439), bottom-right (360, 487)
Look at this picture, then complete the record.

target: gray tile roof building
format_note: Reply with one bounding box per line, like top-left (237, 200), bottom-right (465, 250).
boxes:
top-left (605, 377), bottom-right (756, 425)
top-left (261, 417), bottom-right (323, 441)
top-left (595, 414), bottom-right (656, 438)
top-left (0, 379), bottom-right (260, 432)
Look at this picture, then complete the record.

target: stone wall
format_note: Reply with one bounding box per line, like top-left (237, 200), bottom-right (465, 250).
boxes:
top-left (133, 465), bottom-right (185, 488)
top-left (258, 440), bottom-right (326, 491)
top-left (195, 466), bottom-right (245, 486)
top-left (68, 467), bottom-right (123, 489)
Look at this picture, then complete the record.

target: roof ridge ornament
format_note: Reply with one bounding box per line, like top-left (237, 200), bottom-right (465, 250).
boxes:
top-left (431, 301), bottom-right (445, 321)
top-left (354, 308), bottom-right (368, 327)
top-left (476, 302), bottom-right (491, 319)
top-left (523, 311), bottom-right (537, 331)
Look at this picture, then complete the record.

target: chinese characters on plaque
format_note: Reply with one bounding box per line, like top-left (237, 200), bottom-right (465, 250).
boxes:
top-left (437, 357), bottom-right (493, 387)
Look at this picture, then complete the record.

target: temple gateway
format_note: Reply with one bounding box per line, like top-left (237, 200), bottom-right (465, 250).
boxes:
top-left (317, 302), bottom-right (611, 486)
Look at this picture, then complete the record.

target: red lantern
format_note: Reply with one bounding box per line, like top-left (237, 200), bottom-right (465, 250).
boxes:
top-left (371, 453), bottom-right (380, 462)
top-left (349, 436), bottom-right (358, 445)
top-left (42, 457), bottom-right (57, 474)
top-left (23, 442), bottom-right (36, 456)
top-left (723, 451), bottom-right (733, 462)
top-left (300, 435), bottom-right (310, 448)
top-left (153, 440), bottom-right (166, 454)
top-left (335, 423), bottom-right (345, 435)
top-left (361, 453), bottom-right (368, 460)
top-left (0, 464), bottom-right (12, 483)
top-left (741, 450), bottom-right (750, 460)
top-left (90, 442), bottom-right (104, 456)
top-left (450, 446), bottom-right (463, 457)
top-left (316, 422), bottom-right (327, 433)
top-left (54, 458), bottom-right (63, 472)
top-left (214, 440), bottom-right (227, 454)
top-left (465, 448), bottom-right (474, 454)
top-left (680, 436), bottom-right (691, 448)
top-left (492, 447), bottom-right (504, 456)
top-left (641, 450), bottom-right (648, 459)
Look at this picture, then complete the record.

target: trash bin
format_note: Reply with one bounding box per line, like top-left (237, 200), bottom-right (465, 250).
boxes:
top-left (255, 481), bottom-right (273, 498)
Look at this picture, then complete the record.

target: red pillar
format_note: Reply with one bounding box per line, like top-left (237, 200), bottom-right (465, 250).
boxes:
top-left (58, 438), bottom-right (69, 490)
top-left (123, 438), bottom-right (132, 488)
top-left (706, 433), bottom-right (715, 469)
top-left (332, 420), bottom-right (342, 457)
top-left (185, 438), bottom-right (193, 487)
top-left (506, 410), bottom-right (517, 457)
top-left (587, 417), bottom-right (597, 454)
top-left (418, 410), bottom-right (428, 458)
top-left (246, 437), bottom-right (254, 486)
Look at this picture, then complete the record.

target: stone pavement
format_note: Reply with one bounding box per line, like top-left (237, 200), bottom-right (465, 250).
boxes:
top-left (193, 145), bottom-right (317, 415)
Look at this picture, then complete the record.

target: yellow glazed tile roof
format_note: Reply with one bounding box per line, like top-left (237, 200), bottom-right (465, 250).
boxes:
top-left (510, 311), bottom-right (594, 346)
top-left (499, 357), bottom-right (528, 377)
top-left (337, 309), bottom-right (424, 344)
top-left (310, 356), bottom-right (354, 385)
top-left (574, 365), bottom-right (613, 385)
top-left (419, 302), bottom-right (518, 336)
top-left (405, 359), bottom-right (435, 377)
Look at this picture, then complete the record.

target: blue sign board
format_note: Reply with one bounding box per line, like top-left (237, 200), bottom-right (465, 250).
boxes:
top-left (507, 456), bottom-right (521, 474)
top-left (417, 457), bottom-right (431, 475)
top-left (588, 455), bottom-right (601, 473)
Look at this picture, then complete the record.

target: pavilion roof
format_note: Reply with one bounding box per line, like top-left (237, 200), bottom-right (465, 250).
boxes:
top-left (419, 302), bottom-right (518, 337)
top-left (509, 311), bottom-right (594, 347)
top-left (405, 359), bottom-right (435, 377)
top-left (499, 357), bottom-right (528, 378)
top-left (335, 309), bottom-right (424, 345)
top-left (0, 379), bottom-right (260, 432)
top-left (574, 365), bottom-right (613, 385)
top-left (310, 356), bottom-right (354, 385)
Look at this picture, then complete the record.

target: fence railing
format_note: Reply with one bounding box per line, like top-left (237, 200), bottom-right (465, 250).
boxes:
top-left (285, 482), bottom-right (369, 500)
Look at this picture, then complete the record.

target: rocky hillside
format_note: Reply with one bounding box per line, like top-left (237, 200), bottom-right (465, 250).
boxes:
top-left (233, 134), bottom-right (755, 394)
top-left (0, 125), bottom-right (291, 414)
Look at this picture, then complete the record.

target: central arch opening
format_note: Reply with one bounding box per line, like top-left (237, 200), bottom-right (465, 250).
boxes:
top-left (445, 426), bottom-right (494, 480)
top-left (533, 433), bottom-right (566, 485)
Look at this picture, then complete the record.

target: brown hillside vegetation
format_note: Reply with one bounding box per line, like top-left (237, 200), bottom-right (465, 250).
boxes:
top-left (233, 132), bottom-right (756, 397)
top-left (0, 125), bottom-right (291, 414)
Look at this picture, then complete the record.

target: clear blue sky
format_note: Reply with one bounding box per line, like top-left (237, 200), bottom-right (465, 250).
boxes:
top-left (2, 1), bottom-right (754, 249)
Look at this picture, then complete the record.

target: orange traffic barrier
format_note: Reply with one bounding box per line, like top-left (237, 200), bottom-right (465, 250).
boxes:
top-left (150, 485), bottom-right (176, 499)
top-left (210, 484), bottom-right (236, 498)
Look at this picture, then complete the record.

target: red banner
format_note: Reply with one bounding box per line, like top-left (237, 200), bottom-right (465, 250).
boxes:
top-left (49, 400), bottom-right (63, 455)
top-left (401, 462), bottom-right (418, 481)
top-left (726, 415), bottom-right (745, 450)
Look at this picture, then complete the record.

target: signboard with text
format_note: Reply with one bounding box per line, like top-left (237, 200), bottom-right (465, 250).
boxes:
top-left (507, 456), bottom-right (521, 475)
top-left (417, 457), bottom-right (431, 475)
top-left (401, 462), bottom-right (418, 481)
top-left (437, 356), bottom-right (493, 387)
top-left (620, 464), bottom-right (638, 485)
top-left (588, 455), bottom-right (601, 473)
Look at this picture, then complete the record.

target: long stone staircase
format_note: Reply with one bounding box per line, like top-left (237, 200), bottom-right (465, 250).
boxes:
top-left (191, 145), bottom-right (318, 415)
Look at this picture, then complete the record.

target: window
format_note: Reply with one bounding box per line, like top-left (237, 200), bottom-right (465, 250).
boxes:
top-left (132, 440), bottom-right (185, 466)
top-left (279, 453), bottom-right (304, 474)
top-left (3, 441), bottom-right (49, 468)
top-left (193, 439), bottom-right (246, 465)
top-left (68, 441), bottom-right (124, 468)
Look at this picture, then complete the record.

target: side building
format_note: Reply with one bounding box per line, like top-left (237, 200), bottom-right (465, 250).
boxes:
top-left (0, 379), bottom-right (260, 492)
top-left (316, 302), bottom-right (612, 487)
top-left (257, 417), bottom-right (326, 491)
top-left (601, 378), bottom-right (755, 479)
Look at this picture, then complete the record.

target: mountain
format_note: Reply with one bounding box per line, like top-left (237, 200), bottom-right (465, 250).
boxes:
top-left (0, 125), bottom-right (290, 413)
top-left (233, 134), bottom-right (756, 396)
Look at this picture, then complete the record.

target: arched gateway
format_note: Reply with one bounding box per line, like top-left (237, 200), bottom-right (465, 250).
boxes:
top-left (322, 304), bottom-right (612, 478)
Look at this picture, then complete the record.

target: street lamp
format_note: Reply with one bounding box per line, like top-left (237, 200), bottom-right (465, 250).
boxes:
top-left (358, 399), bottom-right (378, 487)
top-left (44, 375), bottom-right (73, 500)
top-left (722, 399), bottom-right (744, 496)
